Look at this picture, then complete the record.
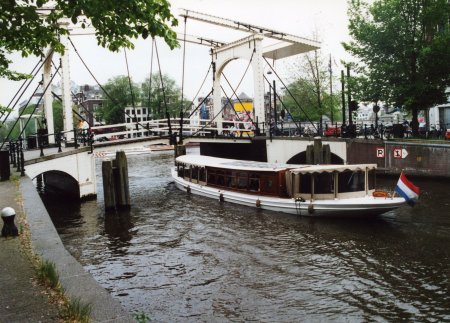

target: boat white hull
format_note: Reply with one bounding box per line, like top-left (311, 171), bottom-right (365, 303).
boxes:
top-left (171, 168), bottom-right (406, 217)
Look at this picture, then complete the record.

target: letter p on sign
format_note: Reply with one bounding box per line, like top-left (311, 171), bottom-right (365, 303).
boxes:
top-left (376, 147), bottom-right (385, 158)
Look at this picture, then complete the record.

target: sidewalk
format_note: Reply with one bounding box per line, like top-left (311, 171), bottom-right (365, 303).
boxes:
top-left (0, 173), bottom-right (59, 322)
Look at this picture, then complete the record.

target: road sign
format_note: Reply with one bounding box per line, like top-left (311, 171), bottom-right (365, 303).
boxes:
top-left (393, 148), bottom-right (408, 159)
top-left (393, 148), bottom-right (402, 159)
top-left (376, 147), bottom-right (385, 158)
top-left (401, 148), bottom-right (408, 159)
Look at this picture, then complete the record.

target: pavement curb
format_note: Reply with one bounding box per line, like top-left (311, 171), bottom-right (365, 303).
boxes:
top-left (20, 176), bottom-right (134, 323)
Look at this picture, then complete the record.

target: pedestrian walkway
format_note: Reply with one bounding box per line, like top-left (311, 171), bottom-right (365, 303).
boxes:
top-left (0, 172), bottom-right (59, 322)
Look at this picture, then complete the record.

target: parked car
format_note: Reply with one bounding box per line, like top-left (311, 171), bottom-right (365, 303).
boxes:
top-left (324, 126), bottom-right (341, 137)
top-left (446, 130), bottom-right (450, 140)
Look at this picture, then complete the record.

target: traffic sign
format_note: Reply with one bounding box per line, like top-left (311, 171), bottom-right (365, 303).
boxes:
top-left (393, 148), bottom-right (402, 159)
top-left (376, 147), bottom-right (385, 158)
top-left (393, 148), bottom-right (408, 159)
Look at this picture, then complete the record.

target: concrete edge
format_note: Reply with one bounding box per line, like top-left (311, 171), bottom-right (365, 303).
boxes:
top-left (20, 176), bottom-right (134, 323)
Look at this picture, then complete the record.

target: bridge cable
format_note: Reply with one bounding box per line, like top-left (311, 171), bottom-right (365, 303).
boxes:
top-left (0, 64), bottom-right (60, 149)
top-left (0, 83), bottom-right (42, 149)
top-left (50, 60), bottom-right (103, 127)
top-left (263, 56), bottom-right (317, 131)
top-left (0, 53), bottom-right (53, 145)
top-left (188, 89), bottom-right (213, 118)
top-left (1, 53), bottom-right (52, 126)
top-left (0, 58), bottom-right (42, 121)
top-left (189, 63), bottom-right (212, 113)
top-left (219, 48), bottom-right (258, 132)
top-left (123, 49), bottom-right (137, 125)
top-left (179, 15), bottom-right (188, 144)
top-left (153, 38), bottom-right (172, 136)
top-left (16, 64), bottom-right (61, 142)
top-left (220, 85), bottom-right (253, 139)
top-left (263, 75), bottom-right (302, 135)
top-left (189, 92), bottom-right (227, 137)
top-left (147, 37), bottom-right (155, 121)
top-left (68, 37), bottom-right (149, 132)
top-left (50, 91), bottom-right (92, 126)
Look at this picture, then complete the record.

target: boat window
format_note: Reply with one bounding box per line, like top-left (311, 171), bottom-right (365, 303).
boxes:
top-left (368, 170), bottom-right (375, 190)
top-left (314, 172), bottom-right (334, 194)
top-left (338, 170), bottom-right (365, 192)
top-left (217, 175), bottom-right (225, 186)
top-left (248, 174), bottom-right (260, 192)
top-left (207, 172), bottom-right (216, 184)
top-left (183, 166), bottom-right (191, 179)
top-left (261, 175), bottom-right (278, 194)
top-left (192, 166), bottom-right (199, 181)
top-left (236, 172), bottom-right (248, 189)
top-left (177, 163), bottom-right (184, 177)
top-left (299, 174), bottom-right (312, 194)
top-left (199, 168), bottom-right (206, 182)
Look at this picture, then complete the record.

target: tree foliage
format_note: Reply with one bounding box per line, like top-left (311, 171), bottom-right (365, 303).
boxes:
top-left (283, 51), bottom-right (341, 123)
top-left (97, 73), bottom-right (186, 124)
top-left (141, 73), bottom-right (185, 119)
top-left (344, 0), bottom-right (450, 133)
top-left (0, 0), bottom-right (178, 80)
top-left (97, 75), bottom-right (141, 124)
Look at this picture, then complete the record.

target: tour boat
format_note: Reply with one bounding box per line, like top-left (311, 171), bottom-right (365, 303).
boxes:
top-left (172, 155), bottom-right (407, 217)
top-left (147, 143), bottom-right (175, 152)
top-left (94, 146), bottom-right (153, 158)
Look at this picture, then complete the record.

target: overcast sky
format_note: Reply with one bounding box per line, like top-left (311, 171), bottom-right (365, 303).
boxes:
top-left (0, 0), bottom-right (352, 108)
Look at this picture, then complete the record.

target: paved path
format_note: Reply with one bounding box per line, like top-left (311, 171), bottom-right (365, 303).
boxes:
top-left (0, 169), bottom-right (134, 322)
top-left (0, 174), bottom-right (59, 322)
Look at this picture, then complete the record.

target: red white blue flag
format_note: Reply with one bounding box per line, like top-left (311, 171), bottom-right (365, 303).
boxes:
top-left (395, 172), bottom-right (420, 206)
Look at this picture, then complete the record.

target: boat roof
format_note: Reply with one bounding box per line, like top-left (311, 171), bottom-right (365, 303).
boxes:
top-left (289, 164), bottom-right (377, 174)
top-left (176, 155), bottom-right (377, 173)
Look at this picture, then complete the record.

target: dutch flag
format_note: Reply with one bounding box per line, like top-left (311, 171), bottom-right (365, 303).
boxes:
top-left (395, 172), bottom-right (420, 206)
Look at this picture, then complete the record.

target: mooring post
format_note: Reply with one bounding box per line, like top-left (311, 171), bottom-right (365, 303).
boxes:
top-left (306, 145), bottom-right (314, 164)
top-left (1, 207), bottom-right (18, 237)
top-left (102, 159), bottom-right (116, 212)
top-left (322, 144), bottom-right (331, 164)
top-left (313, 137), bottom-right (323, 164)
top-left (175, 145), bottom-right (186, 160)
top-left (114, 151), bottom-right (130, 209)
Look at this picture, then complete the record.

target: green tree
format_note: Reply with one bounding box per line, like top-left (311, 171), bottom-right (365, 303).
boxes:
top-left (1, 0), bottom-right (178, 80)
top-left (52, 100), bottom-right (63, 133)
top-left (142, 73), bottom-right (185, 119)
top-left (283, 51), bottom-right (341, 124)
top-left (98, 76), bottom-right (141, 124)
top-left (344, 0), bottom-right (450, 135)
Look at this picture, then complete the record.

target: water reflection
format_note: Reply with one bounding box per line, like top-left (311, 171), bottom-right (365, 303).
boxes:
top-left (43, 150), bottom-right (450, 322)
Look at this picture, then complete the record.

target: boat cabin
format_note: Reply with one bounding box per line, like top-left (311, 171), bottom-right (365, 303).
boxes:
top-left (175, 155), bottom-right (377, 200)
top-left (285, 165), bottom-right (377, 200)
top-left (175, 155), bottom-right (289, 196)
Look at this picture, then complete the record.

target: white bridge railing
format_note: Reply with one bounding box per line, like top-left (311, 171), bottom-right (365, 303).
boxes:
top-left (89, 118), bottom-right (257, 141)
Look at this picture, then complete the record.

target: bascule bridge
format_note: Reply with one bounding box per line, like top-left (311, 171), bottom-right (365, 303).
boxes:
top-left (6, 9), bottom-right (323, 199)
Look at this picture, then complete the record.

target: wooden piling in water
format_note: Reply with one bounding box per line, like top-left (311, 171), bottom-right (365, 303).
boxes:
top-left (102, 151), bottom-right (130, 212)
top-left (114, 151), bottom-right (130, 209)
top-left (306, 138), bottom-right (331, 164)
top-left (102, 159), bottom-right (116, 211)
top-left (175, 145), bottom-right (186, 159)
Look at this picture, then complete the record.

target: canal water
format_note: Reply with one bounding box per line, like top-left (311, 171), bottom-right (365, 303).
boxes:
top-left (42, 149), bottom-right (450, 322)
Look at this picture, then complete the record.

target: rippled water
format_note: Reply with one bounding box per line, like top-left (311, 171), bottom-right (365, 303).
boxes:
top-left (44, 149), bottom-right (450, 322)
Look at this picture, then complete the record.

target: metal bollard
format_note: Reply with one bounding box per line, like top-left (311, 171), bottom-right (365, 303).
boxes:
top-left (1, 207), bottom-right (19, 237)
